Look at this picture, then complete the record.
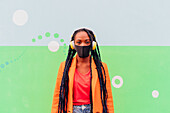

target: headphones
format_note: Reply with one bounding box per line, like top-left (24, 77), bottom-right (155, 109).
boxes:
top-left (70, 30), bottom-right (97, 50)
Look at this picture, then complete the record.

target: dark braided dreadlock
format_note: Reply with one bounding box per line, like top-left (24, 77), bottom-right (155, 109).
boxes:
top-left (58, 28), bottom-right (108, 113)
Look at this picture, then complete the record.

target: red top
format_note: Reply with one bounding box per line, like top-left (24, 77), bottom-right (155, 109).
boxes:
top-left (73, 68), bottom-right (91, 105)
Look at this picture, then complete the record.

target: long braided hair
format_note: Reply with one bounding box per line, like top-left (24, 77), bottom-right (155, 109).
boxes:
top-left (58, 28), bottom-right (108, 113)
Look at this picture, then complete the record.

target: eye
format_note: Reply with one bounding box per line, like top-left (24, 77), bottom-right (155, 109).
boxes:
top-left (76, 41), bottom-right (81, 44)
top-left (86, 41), bottom-right (90, 44)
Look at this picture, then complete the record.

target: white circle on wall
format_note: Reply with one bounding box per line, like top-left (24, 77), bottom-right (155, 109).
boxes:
top-left (152, 90), bottom-right (159, 98)
top-left (13, 10), bottom-right (28, 26)
top-left (48, 41), bottom-right (60, 52)
top-left (112, 76), bottom-right (123, 88)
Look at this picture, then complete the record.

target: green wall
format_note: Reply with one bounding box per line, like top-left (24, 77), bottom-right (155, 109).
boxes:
top-left (0, 46), bottom-right (169, 113)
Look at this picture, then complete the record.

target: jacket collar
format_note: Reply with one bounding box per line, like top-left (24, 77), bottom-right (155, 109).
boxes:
top-left (70, 54), bottom-right (97, 68)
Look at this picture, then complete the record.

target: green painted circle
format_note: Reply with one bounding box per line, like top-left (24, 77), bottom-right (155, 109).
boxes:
top-left (45, 32), bottom-right (50, 37)
top-left (38, 35), bottom-right (42, 39)
top-left (32, 38), bottom-right (36, 42)
top-left (60, 39), bottom-right (64, 42)
top-left (54, 33), bottom-right (59, 38)
top-left (115, 79), bottom-right (120, 84)
top-left (64, 43), bottom-right (66, 46)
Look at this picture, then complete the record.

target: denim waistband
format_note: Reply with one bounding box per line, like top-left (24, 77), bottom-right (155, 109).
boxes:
top-left (73, 104), bottom-right (91, 107)
top-left (73, 104), bottom-right (91, 113)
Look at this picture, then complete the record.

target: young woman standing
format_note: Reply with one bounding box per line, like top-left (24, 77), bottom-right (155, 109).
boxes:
top-left (51, 28), bottom-right (114, 113)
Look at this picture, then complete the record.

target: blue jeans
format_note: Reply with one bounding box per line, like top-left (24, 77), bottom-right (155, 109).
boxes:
top-left (73, 104), bottom-right (91, 113)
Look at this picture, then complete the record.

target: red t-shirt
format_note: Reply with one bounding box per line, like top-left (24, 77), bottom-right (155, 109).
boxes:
top-left (73, 68), bottom-right (91, 105)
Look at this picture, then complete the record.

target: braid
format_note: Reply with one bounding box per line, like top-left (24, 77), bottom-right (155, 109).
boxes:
top-left (89, 54), bottom-right (93, 113)
top-left (84, 28), bottom-right (108, 112)
top-left (58, 28), bottom-right (108, 113)
top-left (58, 39), bottom-right (76, 113)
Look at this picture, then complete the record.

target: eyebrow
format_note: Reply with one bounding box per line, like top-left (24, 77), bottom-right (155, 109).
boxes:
top-left (76, 39), bottom-right (90, 41)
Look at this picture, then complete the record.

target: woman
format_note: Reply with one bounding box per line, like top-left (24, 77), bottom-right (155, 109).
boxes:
top-left (51, 28), bottom-right (114, 113)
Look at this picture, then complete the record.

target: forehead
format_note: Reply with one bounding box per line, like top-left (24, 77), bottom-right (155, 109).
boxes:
top-left (74, 31), bottom-right (90, 40)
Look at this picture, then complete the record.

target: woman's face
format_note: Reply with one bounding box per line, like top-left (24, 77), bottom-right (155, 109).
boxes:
top-left (74, 31), bottom-right (91, 46)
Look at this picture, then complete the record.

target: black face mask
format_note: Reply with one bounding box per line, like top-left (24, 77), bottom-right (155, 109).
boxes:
top-left (75, 45), bottom-right (91, 58)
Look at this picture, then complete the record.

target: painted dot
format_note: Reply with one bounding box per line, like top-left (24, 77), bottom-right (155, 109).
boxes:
top-left (45, 32), bottom-right (50, 37)
top-left (5, 62), bottom-right (9, 65)
top-left (112, 76), bottom-right (123, 88)
top-left (32, 38), bottom-right (36, 42)
top-left (152, 90), bottom-right (159, 98)
top-left (13, 10), bottom-right (28, 26)
top-left (64, 43), bottom-right (66, 46)
top-left (54, 33), bottom-right (59, 38)
top-left (38, 35), bottom-right (42, 40)
top-left (0, 64), bottom-right (5, 68)
top-left (48, 41), bottom-right (60, 52)
top-left (60, 39), bottom-right (64, 42)
top-left (10, 60), bottom-right (13, 63)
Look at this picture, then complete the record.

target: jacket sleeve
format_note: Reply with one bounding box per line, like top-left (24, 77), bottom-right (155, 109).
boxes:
top-left (51, 62), bottom-right (64, 113)
top-left (103, 63), bottom-right (114, 113)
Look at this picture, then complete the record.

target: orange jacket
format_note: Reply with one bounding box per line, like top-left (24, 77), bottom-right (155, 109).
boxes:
top-left (51, 55), bottom-right (114, 113)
